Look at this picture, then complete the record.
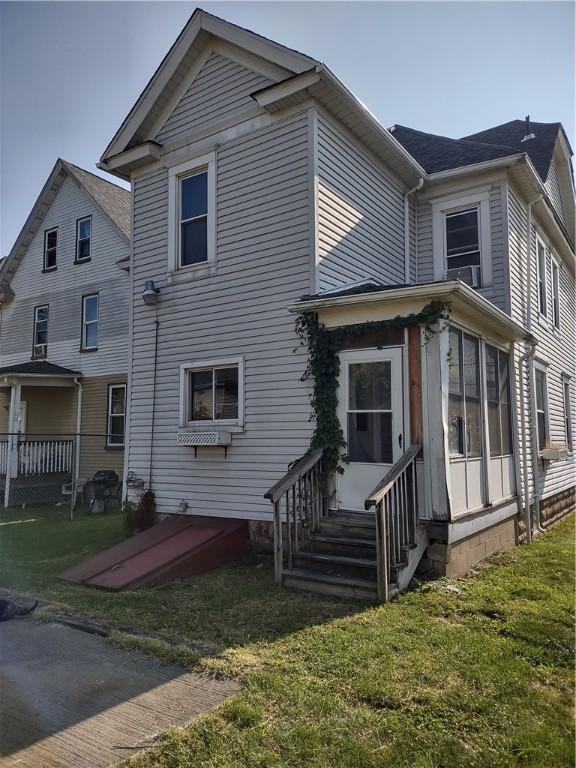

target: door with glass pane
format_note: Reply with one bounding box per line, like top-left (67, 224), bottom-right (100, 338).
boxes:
top-left (337, 348), bottom-right (404, 511)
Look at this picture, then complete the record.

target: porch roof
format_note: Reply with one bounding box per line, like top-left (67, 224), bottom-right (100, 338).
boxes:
top-left (290, 279), bottom-right (534, 344)
top-left (0, 361), bottom-right (81, 378)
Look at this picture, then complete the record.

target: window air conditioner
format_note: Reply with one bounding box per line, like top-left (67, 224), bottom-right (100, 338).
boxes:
top-left (446, 265), bottom-right (481, 288)
top-left (33, 343), bottom-right (47, 358)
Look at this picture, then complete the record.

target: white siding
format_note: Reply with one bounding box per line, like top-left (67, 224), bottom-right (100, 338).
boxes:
top-left (415, 180), bottom-right (508, 312)
top-left (0, 175), bottom-right (130, 377)
top-left (508, 182), bottom-right (576, 504)
top-left (129, 110), bottom-right (313, 520)
top-left (155, 53), bottom-right (272, 145)
top-left (545, 161), bottom-right (566, 226)
top-left (316, 114), bottom-right (406, 290)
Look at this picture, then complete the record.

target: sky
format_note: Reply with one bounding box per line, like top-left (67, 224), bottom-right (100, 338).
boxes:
top-left (0, 1), bottom-right (574, 255)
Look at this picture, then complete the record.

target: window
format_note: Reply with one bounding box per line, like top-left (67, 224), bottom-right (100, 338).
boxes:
top-left (432, 191), bottom-right (491, 287)
top-left (81, 294), bottom-right (99, 350)
top-left (537, 239), bottom-right (547, 316)
top-left (551, 259), bottom-right (560, 329)
top-left (534, 367), bottom-right (548, 451)
top-left (168, 153), bottom-right (216, 273)
top-left (107, 384), bottom-right (126, 448)
top-left (180, 358), bottom-right (243, 428)
top-left (563, 378), bottom-right (572, 450)
top-left (448, 328), bottom-right (482, 457)
top-left (75, 217), bottom-right (92, 262)
top-left (43, 228), bottom-right (58, 271)
top-left (485, 345), bottom-right (513, 457)
top-left (32, 305), bottom-right (49, 358)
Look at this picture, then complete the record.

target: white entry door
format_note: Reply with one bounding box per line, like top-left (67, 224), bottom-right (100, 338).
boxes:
top-left (337, 348), bottom-right (404, 511)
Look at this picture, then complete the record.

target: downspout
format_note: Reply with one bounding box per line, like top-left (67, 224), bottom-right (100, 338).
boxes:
top-left (523, 195), bottom-right (544, 539)
top-left (517, 340), bottom-right (536, 543)
top-left (404, 178), bottom-right (424, 283)
top-left (72, 377), bottom-right (83, 521)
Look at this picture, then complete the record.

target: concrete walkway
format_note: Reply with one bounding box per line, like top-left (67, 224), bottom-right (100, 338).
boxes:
top-left (0, 619), bottom-right (239, 767)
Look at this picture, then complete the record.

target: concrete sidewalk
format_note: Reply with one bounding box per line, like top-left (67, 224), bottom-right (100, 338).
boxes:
top-left (0, 618), bottom-right (238, 767)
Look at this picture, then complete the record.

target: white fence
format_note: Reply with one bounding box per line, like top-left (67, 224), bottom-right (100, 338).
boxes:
top-left (17, 439), bottom-right (74, 475)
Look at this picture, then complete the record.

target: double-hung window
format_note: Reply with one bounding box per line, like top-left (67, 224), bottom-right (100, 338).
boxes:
top-left (76, 216), bottom-right (92, 262)
top-left (534, 366), bottom-right (548, 451)
top-left (180, 358), bottom-right (243, 428)
top-left (563, 377), bottom-right (572, 450)
top-left (81, 294), bottom-right (99, 351)
top-left (168, 153), bottom-right (216, 273)
top-left (536, 238), bottom-right (548, 317)
top-left (43, 228), bottom-right (58, 271)
top-left (448, 328), bottom-right (482, 458)
top-left (485, 345), bottom-right (513, 457)
top-left (551, 258), bottom-right (560, 329)
top-left (107, 384), bottom-right (126, 448)
top-left (445, 207), bottom-right (481, 276)
top-left (32, 305), bottom-right (49, 358)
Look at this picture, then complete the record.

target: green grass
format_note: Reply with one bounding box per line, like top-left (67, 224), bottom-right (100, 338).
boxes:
top-left (0, 506), bottom-right (574, 767)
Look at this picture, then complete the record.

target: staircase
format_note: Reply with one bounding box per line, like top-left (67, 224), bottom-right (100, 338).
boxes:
top-left (265, 445), bottom-right (427, 602)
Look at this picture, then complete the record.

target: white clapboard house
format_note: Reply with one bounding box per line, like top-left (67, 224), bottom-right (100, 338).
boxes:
top-left (98, 9), bottom-right (575, 600)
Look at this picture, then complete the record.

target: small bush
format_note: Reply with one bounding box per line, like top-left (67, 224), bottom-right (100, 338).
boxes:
top-left (122, 490), bottom-right (156, 537)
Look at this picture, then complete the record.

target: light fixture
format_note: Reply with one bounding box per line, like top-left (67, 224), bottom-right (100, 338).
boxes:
top-left (142, 280), bottom-right (159, 306)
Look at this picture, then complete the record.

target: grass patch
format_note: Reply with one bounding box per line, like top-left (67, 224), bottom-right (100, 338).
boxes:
top-left (0, 505), bottom-right (574, 767)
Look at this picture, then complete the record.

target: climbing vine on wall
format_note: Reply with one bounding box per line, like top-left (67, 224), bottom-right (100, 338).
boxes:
top-left (295, 300), bottom-right (451, 473)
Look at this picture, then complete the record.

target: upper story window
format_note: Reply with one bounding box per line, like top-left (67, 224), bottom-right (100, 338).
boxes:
top-left (107, 384), bottom-right (126, 448)
top-left (536, 238), bottom-right (548, 317)
top-left (179, 357), bottom-right (244, 429)
top-left (534, 365), bottom-right (548, 451)
top-left (43, 228), bottom-right (58, 271)
top-left (33, 305), bottom-right (49, 359)
top-left (168, 152), bottom-right (216, 274)
top-left (563, 377), bottom-right (572, 450)
top-left (448, 327), bottom-right (482, 458)
top-left (485, 345), bottom-right (513, 457)
top-left (81, 294), bottom-right (99, 351)
top-left (432, 191), bottom-right (491, 288)
top-left (75, 216), bottom-right (92, 263)
top-left (551, 258), bottom-right (560, 329)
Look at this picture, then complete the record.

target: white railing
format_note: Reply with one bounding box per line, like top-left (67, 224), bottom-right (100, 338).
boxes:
top-left (17, 439), bottom-right (74, 476)
top-left (0, 442), bottom-right (7, 475)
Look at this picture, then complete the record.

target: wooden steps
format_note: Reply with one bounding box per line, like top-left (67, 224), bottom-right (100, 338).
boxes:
top-left (282, 568), bottom-right (380, 602)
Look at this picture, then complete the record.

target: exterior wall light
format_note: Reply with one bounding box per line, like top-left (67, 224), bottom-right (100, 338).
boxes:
top-left (142, 280), bottom-right (159, 306)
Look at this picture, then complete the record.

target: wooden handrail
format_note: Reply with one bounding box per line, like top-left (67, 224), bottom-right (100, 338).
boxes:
top-left (364, 444), bottom-right (422, 509)
top-left (264, 448), bottom-right (324, 503)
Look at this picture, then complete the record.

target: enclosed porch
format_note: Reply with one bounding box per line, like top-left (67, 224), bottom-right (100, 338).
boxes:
top-left (265, 280), bottom-right (532, 601)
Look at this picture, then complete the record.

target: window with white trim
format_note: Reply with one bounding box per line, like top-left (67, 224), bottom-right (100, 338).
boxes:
top-left (81, 294), bottom-right (99, 350)
top-left (180, 358), bottom-right (243, 428)
top-left (485, 345), bottom-right (513, 457)
top-left (75, 216), bottom-right (92, 262)
top-left (551, 258), bottom-right (560, 329)
top-left (32, 305), bottom-right (49, 358)
top-left (107, 384), bottom-right (126, 448)
top-left (43, 228), bottom-right (58, 271)
top-left (168, 153), bottom-right (216, 273)
top-left (536, 238), bottom-right (548, 317)
top-left (432, 191), bottom-right (491, 288)
top-left (534, 366), bottom-right (548, 451)
top-left (448, 327), bottom-right (482, 458)
top-left (563, 377), bottom-right (572, 450)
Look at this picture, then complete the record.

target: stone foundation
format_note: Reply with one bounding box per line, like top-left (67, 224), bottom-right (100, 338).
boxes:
top-left (422, 518), bottom-right (518, 578)
top-left (539, 487), bottom-right (575, 527)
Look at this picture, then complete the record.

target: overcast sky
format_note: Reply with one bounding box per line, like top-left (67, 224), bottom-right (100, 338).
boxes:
top-left (1, 1), bottom-right (574, 255)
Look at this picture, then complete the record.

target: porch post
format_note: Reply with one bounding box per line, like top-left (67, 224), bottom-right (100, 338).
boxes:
top-left (4, 383), bottom-right (21, 508)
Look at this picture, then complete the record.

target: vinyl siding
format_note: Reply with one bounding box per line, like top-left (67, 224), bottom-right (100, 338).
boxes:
top-left (0, 174), bottom-right (130, 378)
top-left (545, 161), bottom-right (566, 226)
top-left (415, 180), bottom-right (508, 312)
top-left (129, 110), bottom-right (313, 520)
top-left (316, 114), bottom-right (406, 290)
top-left (508, 182), bottom-right (576, 504)
top-left (155, 53), bottom-right (273, 145)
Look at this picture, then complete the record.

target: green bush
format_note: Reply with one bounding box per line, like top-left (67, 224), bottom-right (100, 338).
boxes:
top-left (122, 490), bottom-right (156, 537)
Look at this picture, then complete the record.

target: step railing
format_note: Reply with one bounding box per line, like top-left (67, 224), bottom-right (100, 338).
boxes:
top-left (0, 441), bottom-right (7, 476)
top-left (264, 448), bottom-right (326, 584)
top-left (17, 439), bottom-right (74, 476)
top-left (364, 444), bottom-right (422, 602)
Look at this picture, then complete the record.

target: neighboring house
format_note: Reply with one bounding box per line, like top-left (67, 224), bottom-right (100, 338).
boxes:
top-left (99, 9), bottom-right (575, 600)
top-left (0, 159), bottom-right (130, 507)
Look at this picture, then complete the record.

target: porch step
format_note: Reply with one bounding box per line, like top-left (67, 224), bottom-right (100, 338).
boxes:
top-left (327, 508), bottom-right (376, 522)
top-left (292, 551), bottom-right (377, 579)
top-left (282, 568), bottom-right (380, 602)
top-left (307, 534), bottom-right (376, 557)
top-left (318, 519), bottom-right (376, 540)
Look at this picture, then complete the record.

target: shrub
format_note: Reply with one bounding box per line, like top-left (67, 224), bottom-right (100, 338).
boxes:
top-left (122, 490), bottom-right (156, 537)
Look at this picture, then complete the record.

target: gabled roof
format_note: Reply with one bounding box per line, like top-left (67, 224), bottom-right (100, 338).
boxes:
top-left (391, 119), bottom-right (569, 182)
top-left (0, 159), bottom-right (130, 292)
top-left (0, 361), bottom-right (81, 377)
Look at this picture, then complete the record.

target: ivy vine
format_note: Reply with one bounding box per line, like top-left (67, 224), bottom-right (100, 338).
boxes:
top-left (295, 299), bottom-right (451, 473)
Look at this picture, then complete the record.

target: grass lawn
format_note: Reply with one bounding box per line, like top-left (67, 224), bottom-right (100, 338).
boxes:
top-left (0, 506), bottom-right (574, 767)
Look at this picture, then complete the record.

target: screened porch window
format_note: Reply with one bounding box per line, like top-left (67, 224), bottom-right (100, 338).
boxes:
top-left (448, 328), bottom-right (482, 457)
top-left (486, 345), bottom-right (513, 457)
